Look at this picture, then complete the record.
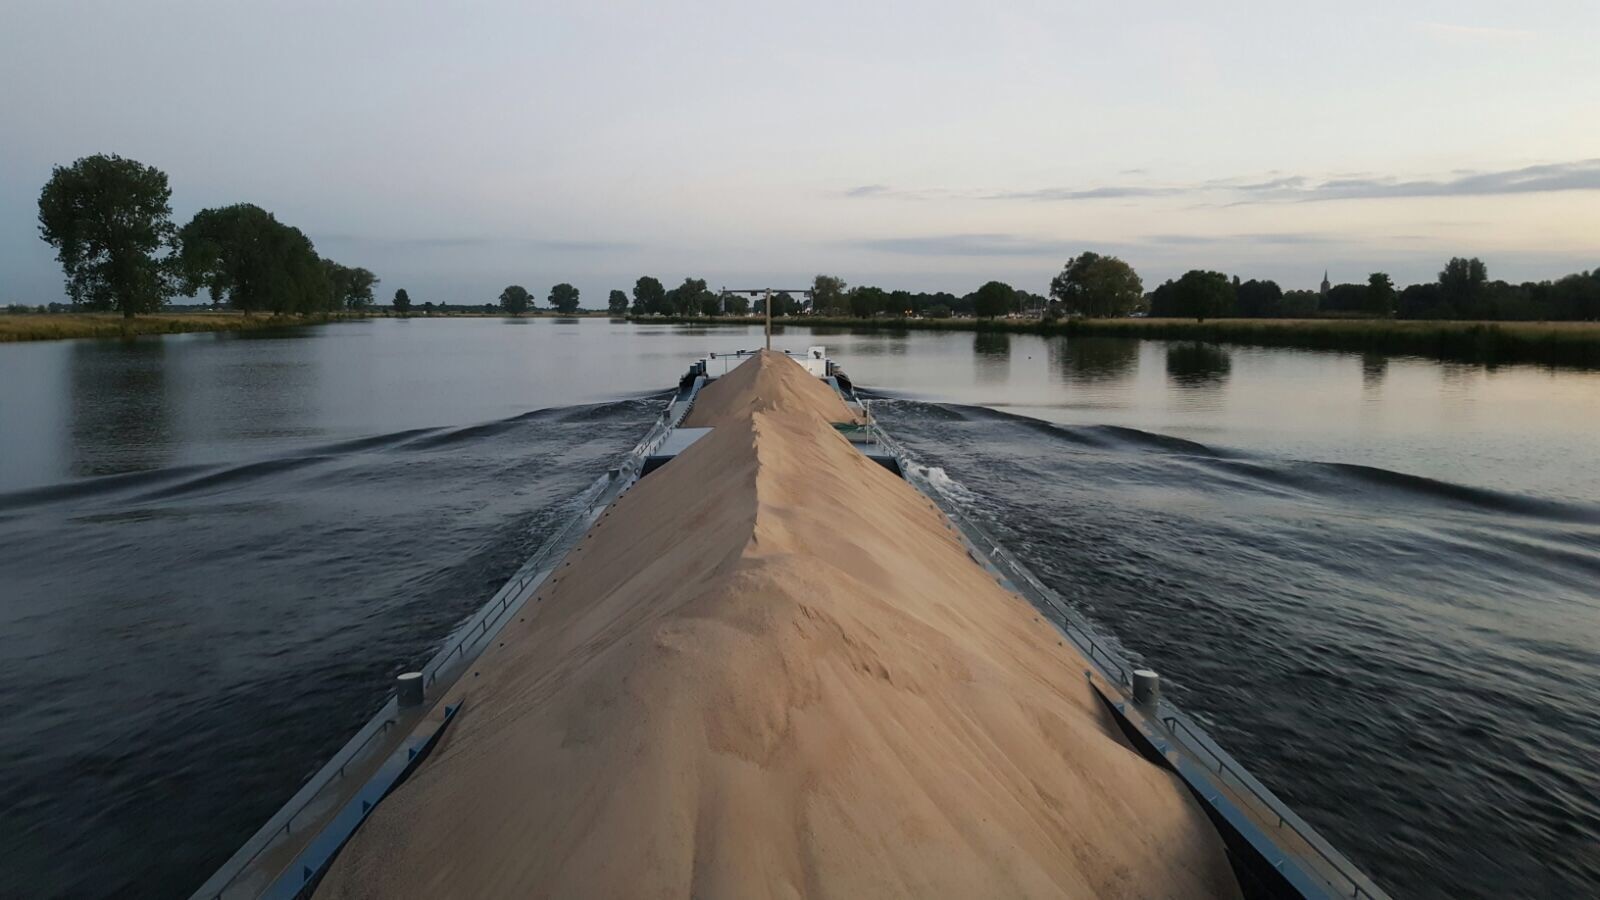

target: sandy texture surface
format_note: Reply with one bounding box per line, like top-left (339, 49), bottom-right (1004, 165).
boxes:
top-left (316, 351), bottom-right (1240, 899)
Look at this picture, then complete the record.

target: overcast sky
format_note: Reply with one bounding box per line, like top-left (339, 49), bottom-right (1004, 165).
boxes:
top-left (3, 0), bottom-right (1598, 305)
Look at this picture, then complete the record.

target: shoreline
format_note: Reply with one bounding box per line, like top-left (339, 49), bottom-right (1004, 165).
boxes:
top-left (633, 314), bottom-right (1600, 369)
top-left (0, 312), bottom-right (358, 343)
top-left (0, 310), bottom-right (618, 343)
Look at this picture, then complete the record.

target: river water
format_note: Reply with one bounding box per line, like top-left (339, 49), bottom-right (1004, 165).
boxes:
top-left (1, 318), bottom-right (1597, 898)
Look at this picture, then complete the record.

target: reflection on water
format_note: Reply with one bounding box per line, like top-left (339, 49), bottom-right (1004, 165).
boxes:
top-left (1050, 336), bottom-right (1139, 384)
top-left (69, 340), bottom-right (172, 477)
top-left (1361, 350), bottom-right (1388, 391)
top-left (1165, 341), bottom-right (1233, 386)
top-left (972, 331), bottom-right (1011, 385)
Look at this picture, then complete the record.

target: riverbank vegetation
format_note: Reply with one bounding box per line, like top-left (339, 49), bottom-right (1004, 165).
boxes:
top-left (33, 154), bottom-right (379, 321)
top-left (0, 311), bottom-right (357, 343)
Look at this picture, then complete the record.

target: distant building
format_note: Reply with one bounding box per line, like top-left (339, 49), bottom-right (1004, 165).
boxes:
top-left (1320, 270), bottom-right (1331, 299)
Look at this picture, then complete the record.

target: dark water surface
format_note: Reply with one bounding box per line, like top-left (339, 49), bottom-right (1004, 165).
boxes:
top-left (2, 318), bottom-right (1598, 898)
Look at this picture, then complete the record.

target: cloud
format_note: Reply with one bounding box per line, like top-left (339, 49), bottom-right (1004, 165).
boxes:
top-left (843, 160), bottom-right (1600, 208)
top-left (983, 185), bottom-right (1183, 201)
top-left (1142, 232), bottom-right (1337, 246)
top-left (851, 233), bottom-right (1082, 257)
top-left (1300, 160), bottom-right (1600, 200)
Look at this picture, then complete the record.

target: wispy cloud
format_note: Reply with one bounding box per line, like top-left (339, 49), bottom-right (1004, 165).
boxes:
top-left (853, 231), bottom-right (1354, 258)
top-left (1142, 232), bottom-right (1337, 247)
top-left (851, 233), bottom-right (1082, 257)
top-left (1296, 160), bottom-right (1600, 200)
top-left (841, 159), bottom-right (1600, 208)
top-left (983, 185), bottom-right (1183, 201)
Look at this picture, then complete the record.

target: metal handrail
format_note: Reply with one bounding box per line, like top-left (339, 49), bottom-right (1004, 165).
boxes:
top-left (863, 400), bottom-right (1386, 900)
top-left (196, 390), bottom-right (697, 900)
top-left (1159, 713), bottom-right (1376, 899)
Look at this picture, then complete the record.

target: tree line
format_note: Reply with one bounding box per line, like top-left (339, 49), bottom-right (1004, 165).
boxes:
top-left (629, 253), bottom-right (1600, 324)
top-left (37, 154), bottom-right (378, 317)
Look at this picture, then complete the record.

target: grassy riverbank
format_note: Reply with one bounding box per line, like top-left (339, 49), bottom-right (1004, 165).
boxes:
top-left (639, 314), bottom-right (1600, 368)
top-left (0, 312), bottom-right (358, 343)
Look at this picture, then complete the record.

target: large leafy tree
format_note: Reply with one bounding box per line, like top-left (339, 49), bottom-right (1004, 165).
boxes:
top-left (1234, 279), bottom-right (1284, 317)
top-left (812, 274), bottom-right (847, 315)
top-left (849, 286), bottom-right (889, 318)
top-left (973, 280), bottom-right (1016, 319)
top-left (632, 276), bottom-right (667, 315)
top-left (1049, 251), bottom-right (1143, 318)
top-left (607, 289), bottom-right (628, 315)
top-left (669, 277), bottom-right (707, 316)
top-left (1439, 257), bottom-right (1487, 309)
top-left (1171, 270), bottom-right (1235, 322)
top-left (548, 282), bottom-right (581, 314)
top-left (177, 204), bottom-right (331, 314)
top-left (499, 284), bottom-right (532, 314)
top-left (393, 288), bottom-right (412, 313)
top-left (1366, 272), bottom-right (1396, 318)
top-left (323, 260), bottom-right (380, 310)
top-left (37, 153), bottom-right (176, 317)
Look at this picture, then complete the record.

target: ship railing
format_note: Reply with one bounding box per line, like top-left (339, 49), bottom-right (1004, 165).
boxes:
top-left (864, 407), bottom-right (1389, 900)
top-left (193, 385), bottom-right (706, 900)
top-left (1159, 710), bottom-right (1382, 899)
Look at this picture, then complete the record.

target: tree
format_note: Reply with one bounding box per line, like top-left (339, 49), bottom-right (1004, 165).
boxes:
top-left (1170, 270), bottom-right (1235, 322)
top-left (1440, 257), bottom-right (1488, 310)
top-left (1235, 279), bottom-right (1284, 317)
top-left (1324, 283), bottom-right (1369, 314)
top-left (549, 282), bottom-right (581, 314)
top-left (607, 289), bottom-right (628, 315)
top-left (723, 293), bottom-right (750, 316)
top-left (37, 153), bottom-right (176, 317)
top-left (849, 285), bottom-right (888, 318)
top-left (1049, 252), bottom-right (1144, 318)
top-left (973, 280), bottom-right (1016, 318)
top-left (1366, 272), bottom-right (1396, 318)
top-left (343, 266), bottom-right (378, 310)
top-left (177, 204), bottom-right (330, 314)
top-left (1281, 289), bottom-right (1320, 317)
top-left (323, 260), bottom-right (379, 310)
top-left (393, 288), bottom-right (412, 314)
top-left (499, 284), bottom-right (532, 315)
top-left (755, 291), bottom-right (799, 316)
top-left (812, 274), bottom-right (848, 315)
top-left (631, 276), bottom-right (666, 315)
top-left (924, 303), bottom-right (952, 319)
top-left (668, 277), bottom-right (707, 316)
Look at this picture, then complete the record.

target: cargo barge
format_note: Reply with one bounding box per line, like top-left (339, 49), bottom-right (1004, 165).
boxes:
top-left (192, 348), bottom-right (1388, 900)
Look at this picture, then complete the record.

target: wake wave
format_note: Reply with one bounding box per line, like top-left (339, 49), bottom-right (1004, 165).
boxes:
top-left (871, 398), bottom-right (1600, 524)
top-left (0, 397), bottom-right (669, 513)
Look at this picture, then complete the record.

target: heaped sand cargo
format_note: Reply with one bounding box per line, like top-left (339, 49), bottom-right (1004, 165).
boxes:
top-left (195, 349), bottom-right (1388, 900)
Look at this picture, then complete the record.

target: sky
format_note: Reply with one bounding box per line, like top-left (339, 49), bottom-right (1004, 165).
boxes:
top-left (3, 0), bottom-right (1599, 306)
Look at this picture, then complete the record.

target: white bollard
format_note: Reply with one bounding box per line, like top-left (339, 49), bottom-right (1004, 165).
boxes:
top-left (397, 671), bottom-right (424, 707)
top-left (1132, 669), bottom-right (1160, 707)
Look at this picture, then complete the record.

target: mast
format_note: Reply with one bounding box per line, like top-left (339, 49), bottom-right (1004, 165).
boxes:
top-left (765, 288), bottom-right (772, 350)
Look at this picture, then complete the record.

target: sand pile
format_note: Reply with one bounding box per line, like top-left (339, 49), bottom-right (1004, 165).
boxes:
top-left (316, 351), bottom-right (1240, 899)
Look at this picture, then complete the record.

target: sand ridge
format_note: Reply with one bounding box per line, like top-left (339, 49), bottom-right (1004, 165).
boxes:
top-left (315, 351), bottom-right (1241, 899)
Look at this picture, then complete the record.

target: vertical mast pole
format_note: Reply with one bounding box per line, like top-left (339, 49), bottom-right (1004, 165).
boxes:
top-left (765, 289), bottom-right (772, 350)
